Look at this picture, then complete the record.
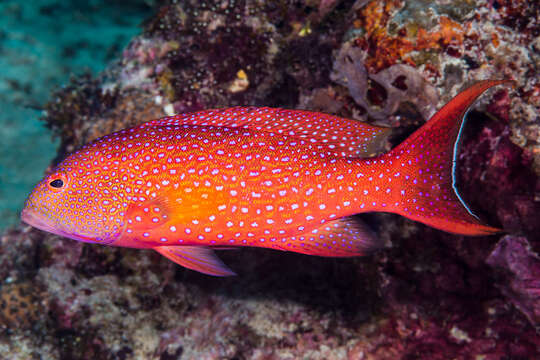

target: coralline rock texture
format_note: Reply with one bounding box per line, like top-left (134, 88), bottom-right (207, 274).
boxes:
top-left (3, 0), bottom-right (540, 358)
top-left (0, 281), bottom-right (47, 331)
top-left (487, 236), bottom-right (540, 326)
top-left (330, 41), bottom-right (439, 122)
top-left (338, 0), bottom-right (540, 170)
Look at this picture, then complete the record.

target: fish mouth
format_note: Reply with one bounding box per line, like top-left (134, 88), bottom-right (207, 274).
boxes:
top-left (21, 209), bottom-right (98, 243)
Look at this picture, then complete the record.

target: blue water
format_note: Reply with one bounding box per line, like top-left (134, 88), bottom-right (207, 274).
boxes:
top-left (0, 0), bottom-right (150, 231)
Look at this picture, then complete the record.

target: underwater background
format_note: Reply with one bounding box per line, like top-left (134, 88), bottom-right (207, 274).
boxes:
top-left (0, 0), bottom-right (150, 232)
top-left (1, 0), bottom-right (539, 359)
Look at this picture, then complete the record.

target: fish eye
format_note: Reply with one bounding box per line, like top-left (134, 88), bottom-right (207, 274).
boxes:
top-left (49, 179), bottom-right (64, 188)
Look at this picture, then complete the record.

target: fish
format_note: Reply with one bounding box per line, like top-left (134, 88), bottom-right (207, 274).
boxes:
top-left (21, 80), bottom-right (509, 276)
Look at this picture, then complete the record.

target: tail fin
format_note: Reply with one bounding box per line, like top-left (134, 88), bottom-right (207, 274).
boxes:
top-left (386, 80), bottom-right (512, 235)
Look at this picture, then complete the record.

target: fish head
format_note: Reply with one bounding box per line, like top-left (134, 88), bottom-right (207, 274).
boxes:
top-left (21, 144), bottom-right (127, 245)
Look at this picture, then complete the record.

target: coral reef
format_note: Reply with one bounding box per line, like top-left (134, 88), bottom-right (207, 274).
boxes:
top-left (2, 0), bottom-right (539, 358)
top-left (0, 281), bottom-right (46, 331)
top-left (330, 41), bottom-right (438, 122)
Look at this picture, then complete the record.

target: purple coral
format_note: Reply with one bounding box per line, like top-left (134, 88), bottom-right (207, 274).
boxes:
top-left (487, 236), bottom-right (540, 326)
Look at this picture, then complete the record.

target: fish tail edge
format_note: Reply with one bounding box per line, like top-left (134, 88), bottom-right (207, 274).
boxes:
top-left (385, 80), bottom-right (513, 236)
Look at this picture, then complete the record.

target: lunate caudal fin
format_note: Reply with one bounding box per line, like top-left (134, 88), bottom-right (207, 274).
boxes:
top-left (384, 80), bottom-right (512, 235)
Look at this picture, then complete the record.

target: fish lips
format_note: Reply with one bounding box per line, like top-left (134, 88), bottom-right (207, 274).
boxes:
top-left (20, 209), bottom-right (112, 244)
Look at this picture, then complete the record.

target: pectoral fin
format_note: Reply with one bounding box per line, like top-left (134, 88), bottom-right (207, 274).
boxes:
top-left (154, 245), bottom-right (236, 276)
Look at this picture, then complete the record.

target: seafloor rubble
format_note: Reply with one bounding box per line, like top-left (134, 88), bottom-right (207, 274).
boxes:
top-left (1, 0), bottom-right (539, 359)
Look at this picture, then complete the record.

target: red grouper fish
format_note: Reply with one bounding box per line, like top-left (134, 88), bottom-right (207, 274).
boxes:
top-left (22, 80), bottom-right (510, 276)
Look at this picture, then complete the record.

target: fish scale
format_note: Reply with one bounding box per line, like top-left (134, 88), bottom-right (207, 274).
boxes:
top-left (102, 125), bottom-right (378, 248)
top-left (22, 80), bottom-right (509, 276)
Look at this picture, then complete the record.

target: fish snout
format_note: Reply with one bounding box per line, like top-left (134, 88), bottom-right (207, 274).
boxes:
top-left (21, 208), bottom-right (51, 231)
top-left (21, 208), bottom-right (35, 225)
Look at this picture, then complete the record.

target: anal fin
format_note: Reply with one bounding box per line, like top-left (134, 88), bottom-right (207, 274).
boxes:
top-left (271, 217), bottom-right (382, 257)
top-left (154, 246), bottom-right (236, 276)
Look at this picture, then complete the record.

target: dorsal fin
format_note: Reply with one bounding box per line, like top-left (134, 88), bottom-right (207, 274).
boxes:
top-left (140, 107), bottom-right (390, 158)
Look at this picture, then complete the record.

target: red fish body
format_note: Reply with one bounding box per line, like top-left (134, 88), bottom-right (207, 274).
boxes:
top-left (22, 80), bottom-right (507, 275)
